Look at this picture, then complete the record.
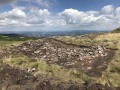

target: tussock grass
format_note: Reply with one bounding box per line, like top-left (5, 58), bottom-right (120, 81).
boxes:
top-left (0, 41), bottom-right (25, 48)
top-left (95, 33), bottom-right (120, 48)
top-left (1, 55), bottom-right (91, 83)
top-left (56, 36), bottom-right (94, 46)
top-left (96, 72), bottom-right (120, 87)
top-left (87, 33), bottom-right (120, 87)
top-left (55, 33), bottom-right (120, 87)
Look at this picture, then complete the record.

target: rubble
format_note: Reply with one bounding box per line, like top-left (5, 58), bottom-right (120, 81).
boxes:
top-left (0, 38), bottom-right (116, 76)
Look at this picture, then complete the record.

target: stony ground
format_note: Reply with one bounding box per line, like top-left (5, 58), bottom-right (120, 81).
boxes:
top-left (0, 38), bottom-right (116, 77)
top-left (0, 37), bottom-right (120, 90)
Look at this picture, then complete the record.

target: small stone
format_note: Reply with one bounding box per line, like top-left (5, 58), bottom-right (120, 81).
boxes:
top-left (87, 67), bottom-right (92, 70)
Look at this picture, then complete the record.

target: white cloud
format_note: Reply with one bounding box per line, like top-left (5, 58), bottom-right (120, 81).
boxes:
top-left (0, 19), bottom-right (17, 26)
top-left (114, 7), bottom-right (120, 24)
top-left (58, 6), bottom-right (120, 30)
top-left (0, 5), bottom-right (120, 31)
top-left (0, 8), bottom-right (26, 19)
top-left (59, 9), bottom-right (88, 24)
top-left (101, 5), bottom-right (114, 14)
top-left (26, 8), bottom-right (51, 25)
top-left (0, 18), bottom-right (30, 27)
top-left (39, 9), bottom-right (50, 15)
top-left (115, 7), bottom-right (120, 16)
top-left (0, 8), bottom-right (29, 27)
top-left (59, 8), bottom-right (110, 25)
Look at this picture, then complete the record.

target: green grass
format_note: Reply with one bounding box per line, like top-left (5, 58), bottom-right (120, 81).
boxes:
top-left (0, 41), bottom-right (25, 48)
top-left (0, 35), bottom-right (40, 48)
top-left (0, 35), bottom-right (38, 41)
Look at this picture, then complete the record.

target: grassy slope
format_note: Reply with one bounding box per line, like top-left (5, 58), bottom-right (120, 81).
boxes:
top-left (0, 35), bottom-right (39, 48)
top-left (0, 33), bottom-right (120, 87)
top-left (55, 33), bottom-right (120, 87)
top-left (111, 27), bottom-right (120, 33)
top-left (94, 33), bottom-right (120, 87)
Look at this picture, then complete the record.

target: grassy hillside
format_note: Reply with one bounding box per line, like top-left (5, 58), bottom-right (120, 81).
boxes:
top-left (0, 33), bottom-right (120, 87)
top-left (0, 34), bottom-right (39, 48)
top-left (55, 33), bottom-right (120, 87)
top-left (111, 27), bottom-right (120, 33)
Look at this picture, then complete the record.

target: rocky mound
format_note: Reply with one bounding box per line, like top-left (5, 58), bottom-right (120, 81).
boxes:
top-left (0, 65), bottom-right (119, 90)
top-left (0, 38), bottom-right (116, 77)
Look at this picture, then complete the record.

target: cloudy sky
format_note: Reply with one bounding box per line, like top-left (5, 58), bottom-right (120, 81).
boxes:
top-left (0, 0), bottom-right (120, 32)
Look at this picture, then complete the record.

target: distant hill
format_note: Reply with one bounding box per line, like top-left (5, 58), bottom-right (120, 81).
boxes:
top-left (0, 34), bottom-right (24, 37)
top-left (111, 27), bottom-right (120, 33)
top-left (0, 30), bottom-right (108, 37)
top-left (0, 34), bottom-right (40, 41)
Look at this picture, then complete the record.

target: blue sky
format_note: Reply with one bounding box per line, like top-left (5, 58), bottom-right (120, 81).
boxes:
top-left (52, 0), bottom-right (120, 12)
top-left (0, 0), bottom-right (120, 32)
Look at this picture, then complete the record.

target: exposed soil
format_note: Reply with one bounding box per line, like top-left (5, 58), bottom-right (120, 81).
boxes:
top-left (0, 65), bottom-right (119, 90)
top-left (0, 38), bottom-right (116, 77)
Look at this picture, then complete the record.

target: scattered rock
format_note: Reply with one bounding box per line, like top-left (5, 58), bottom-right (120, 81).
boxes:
top-left (0, 38), bottom-right (116, 77)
